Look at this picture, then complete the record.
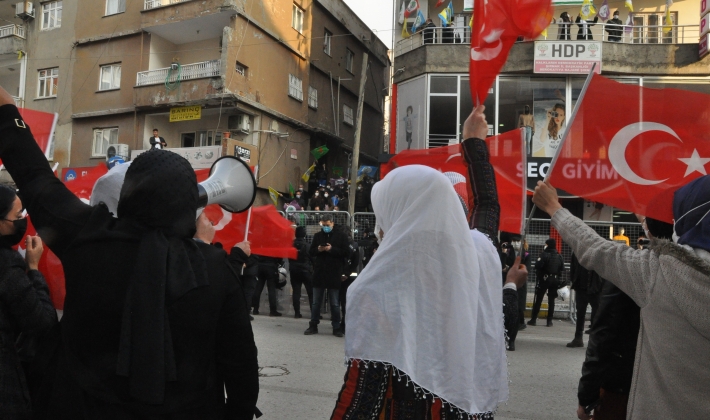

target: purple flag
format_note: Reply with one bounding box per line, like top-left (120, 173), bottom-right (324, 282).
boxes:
top-left (598, 0), bottom-right (610, 20)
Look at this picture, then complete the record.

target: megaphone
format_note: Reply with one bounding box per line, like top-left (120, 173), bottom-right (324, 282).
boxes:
top-left (198, 155), bottom-right (256, 213)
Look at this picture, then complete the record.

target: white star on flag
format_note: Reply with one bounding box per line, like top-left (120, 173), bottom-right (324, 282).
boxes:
top-left (677, 149), bottom-right (710, 177)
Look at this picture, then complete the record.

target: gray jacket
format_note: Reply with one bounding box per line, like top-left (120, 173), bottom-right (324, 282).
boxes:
top-left (552, 209), bottom-right (710, 419)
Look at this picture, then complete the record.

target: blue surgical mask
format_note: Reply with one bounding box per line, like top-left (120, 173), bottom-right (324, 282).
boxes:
top-left (322, 225), bottom-right (332, 233)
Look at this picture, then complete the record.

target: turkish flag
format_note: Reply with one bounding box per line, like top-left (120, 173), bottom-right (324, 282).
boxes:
top-left (470, 0), bottom-right (552, 104)
top-left (382, 129), bottom-right (525, 233)
top-left (1, 109), bottom-right (58, 167)
top-left (547, 74), bottom-right (710, 223)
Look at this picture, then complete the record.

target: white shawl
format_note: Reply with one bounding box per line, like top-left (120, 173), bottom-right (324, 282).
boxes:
top-left (345, 165), bottom-right (508, 416)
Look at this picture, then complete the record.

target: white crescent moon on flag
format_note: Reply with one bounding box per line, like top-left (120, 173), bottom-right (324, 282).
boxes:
top-left (471, 29), bottom-right (504, 61)
top-left (608, 122), bottom-right (681, 186)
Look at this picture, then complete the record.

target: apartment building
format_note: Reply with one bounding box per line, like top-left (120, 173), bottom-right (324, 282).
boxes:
top-left (0, 0), bottom-right (389, 204)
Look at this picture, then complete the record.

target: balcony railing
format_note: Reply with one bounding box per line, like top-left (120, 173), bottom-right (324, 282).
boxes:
top-left (395, 23), bottom-right (701, 57)
top-left (144, 0), bottom-right (192, 10)
top-left (136, 59), bottom-right (221, 87)
top-left (0, 24), bottom-right (25, 39)
top-left (12, 96), bottom-right (22, 108)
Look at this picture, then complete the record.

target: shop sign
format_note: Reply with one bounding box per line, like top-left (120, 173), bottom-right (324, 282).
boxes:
top-left (169, 106), bottom-right (202, 122)
top-left (701, 33), bottom-right (710, 59)
top-left (235, 145), bottom-right (252, 163)
top-left (534, 41), bottom-right (602, 75)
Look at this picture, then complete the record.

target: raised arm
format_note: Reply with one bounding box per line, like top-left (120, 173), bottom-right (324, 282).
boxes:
top-left (0, 94), bottom-right (92, 257)
top-left (461, 105), bottom-right (500, 242)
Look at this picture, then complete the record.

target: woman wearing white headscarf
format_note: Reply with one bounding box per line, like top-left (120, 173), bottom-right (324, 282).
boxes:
top-left (331, 107), bottom-right (520, 419)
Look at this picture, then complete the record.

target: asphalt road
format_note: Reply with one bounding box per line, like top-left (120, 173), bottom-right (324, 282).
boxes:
top-left (250, 303), bottom-right (588, 420)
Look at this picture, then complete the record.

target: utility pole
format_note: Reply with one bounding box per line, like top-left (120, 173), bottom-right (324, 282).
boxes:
top-left (349, 52), bottom-right (369, 215)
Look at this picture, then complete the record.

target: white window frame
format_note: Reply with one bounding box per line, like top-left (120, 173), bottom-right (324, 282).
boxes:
top-left (308, 86), bottom-right (318, 109)
top-left (99, 64), bottom-right (121, 91)
top-left (236, 62), bottom-right (247, 76)
top-left (343, 105), bottom-right (354, 126)
top-left (346, 48), bottom-right (354, 74)
top-left (292, 4), bottom-right (304, 33)
top-left (92, 127), bottom-right (119, 157)
top-left (37, 68), bottom-right (59, 98)
top-left (324, 29), bottom-right (332, 55)
top-left (105, 0), bottom-right (126, 16)
top-left (289, 74), bottom-right (303, 102)
top-left (41, 1), bottom-right (62, 30)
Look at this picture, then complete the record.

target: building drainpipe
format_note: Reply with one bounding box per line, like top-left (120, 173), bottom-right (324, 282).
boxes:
top-left (389, 83), bottom-right (397, 154)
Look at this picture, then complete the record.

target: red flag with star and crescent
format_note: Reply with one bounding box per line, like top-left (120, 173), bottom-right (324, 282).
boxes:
top-left (470, 0), bottom-right (553, 104)
top-left (548, 74), bottom-right (710, 223)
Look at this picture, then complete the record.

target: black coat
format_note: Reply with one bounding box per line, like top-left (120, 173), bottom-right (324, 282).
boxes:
top-left (148, 136), bottom-right (167, 149)
top-left (578, 281), bottom-right (641, 407)
top-left (570, 253), bottom-right (604, 294)
top-left (605, 17), bottom-right (623, 42)
top-left (0, 105), bottom-right (258, 419)
top-left (576, 16), bottom-right (599, 40)
top-left (289, 237), bottom-right (312, 273)
top-left (0, 247), bottom-right (57, 419)
top-left (309, 228), bottom-right (349, 289)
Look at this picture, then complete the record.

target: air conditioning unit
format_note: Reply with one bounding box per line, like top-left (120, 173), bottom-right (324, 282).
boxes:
top-left (228, 114), bottom-right (250, 134)
top-left (106, 144), bottom-right (129, 160)
top-left (15, 2), bottom-right (34, 19)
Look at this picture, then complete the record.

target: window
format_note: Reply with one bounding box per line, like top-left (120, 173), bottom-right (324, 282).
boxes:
top-left (37, 68), bottom-right (59, 98)
top-left (324, 29), bottom-right (332, 55)
top-left (99, 64), bottom-right (121, 91)
top-left (346, 48), bottom-right (354, 73)
top-left (236, 62), bottom-right (247, 76)
top-left (41, 1), bottom-right (62, 30)
top-left (343, 105), bottom-right (354, 126)
top-left (105, 0), bottom-right (126, 16)
top-left (92, 127), bottom-right (119, 157)
top-left (181, 131), bottom-right (222, 148)
top-left (288, 74), bottom-right (303, 101)
top-left (292, 4), bottom-right (304, 33)
top-left (308, 86), bottom-right (318, 109)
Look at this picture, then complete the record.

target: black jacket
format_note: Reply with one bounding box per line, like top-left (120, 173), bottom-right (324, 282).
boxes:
top-left (575, 15), bottom-right (599, 40)
top-left (570, 253), bottom-right (604, 294)
top-left (0, 247), bottom-right (57, 419)
top-left (309, 228), bottom-right (349, 289)
top-left (578, 281), bottom-right (641, 407)
top-left (0, 105), bottom-right (259, 419)
top-left (605, 17), bottom-right (623, 42)
top-left (148, 136), bottom-right (167, 149)
top-left (289, 237), bottom-right (312, 272)
top-left (535, 247), bottom-right (564, 284)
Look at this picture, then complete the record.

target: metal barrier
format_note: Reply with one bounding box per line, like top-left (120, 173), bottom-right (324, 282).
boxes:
top-left (352, 212), bottom-right (377, 241)
top-left (284, 211), bottom-right (352, 244)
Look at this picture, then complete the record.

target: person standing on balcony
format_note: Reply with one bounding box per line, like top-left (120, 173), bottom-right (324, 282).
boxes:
top-left (149, 129), bottom-right (167, 150)
top-left (557, 12), bottom-right (572, 40)
top-left (576, 13), bottom-right (599, 40)
top-left (423, 18), bottom-right (436, 44)
top-left (606, 10), bottom-right (624, 42)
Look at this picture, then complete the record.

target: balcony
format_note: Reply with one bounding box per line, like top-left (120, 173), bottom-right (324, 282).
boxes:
top-left (12, 96), bottom-right (22, 108)
top-left (395, 23), bottom-right (701, 57)
top-left (136, 59), bottom-right (221, 86)
top-left (141, 0), bottom-right (236, 45)
top-left (134, 60), bottom-right (223, 108)
top-left (0, 24), bottom-right (25, 55)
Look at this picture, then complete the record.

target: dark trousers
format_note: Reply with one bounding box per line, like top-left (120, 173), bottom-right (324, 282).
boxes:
top-left (253, 263), bottom-right (278, 313)
top-left (242, 274), bottom-right (257, 310)
top-left (517, 282), bottom-right (528, 324)
top-left (339, 277), bottom-right (355, 330)
top-left (290, 269), bottom-right (313, 315)
top-left (575, 290), bottom-right (600, 337)
top-left (311, 287), bottom-right (340, 329)
top-left (530, 281), bottom-right (557, 322)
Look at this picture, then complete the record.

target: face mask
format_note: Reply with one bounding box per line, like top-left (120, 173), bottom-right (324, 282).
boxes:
top-left (614, 14), bottom-right (619, 19)
top-left (512, 241), bottom-right (521, 250)
top-left (324, 194), bottom-right (329, 198)
top-left (296, 195), bottom-right (301, 199)
top-left (0, 218), bottom-right (27, 248)
top-left (322, 225), bottom-right (332, 233)
top-left (315, 193), bottom-right (319, 197)
top-left (298, 188), bottom-right (303, 191)
top-left (357, 187), bottom-right (362, 191)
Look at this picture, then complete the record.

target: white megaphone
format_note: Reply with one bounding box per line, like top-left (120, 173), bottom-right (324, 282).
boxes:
top-left (198, 155), bottom-right (256, 214)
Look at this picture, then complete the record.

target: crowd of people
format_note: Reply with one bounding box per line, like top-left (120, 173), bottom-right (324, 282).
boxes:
top-left (0, 82), bottom-right (708, 420)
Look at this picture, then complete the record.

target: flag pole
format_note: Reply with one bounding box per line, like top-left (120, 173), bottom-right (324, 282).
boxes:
top-left (520, 63), bottom-right (597, 248)
top-left (245, 165), bottom-right (259, 242)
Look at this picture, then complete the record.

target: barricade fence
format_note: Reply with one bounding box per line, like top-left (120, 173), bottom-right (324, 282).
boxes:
top-left (270, 211), bottom-right (640, 320)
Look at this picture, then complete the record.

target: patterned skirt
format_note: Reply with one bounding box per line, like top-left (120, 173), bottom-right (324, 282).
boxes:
top-left (330, 359), bottom-right (494, 420)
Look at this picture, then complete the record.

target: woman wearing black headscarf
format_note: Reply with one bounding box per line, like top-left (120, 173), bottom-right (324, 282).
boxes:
top-left (0, 88), bottom-right (258, 419)
top-left (0, 185), bottom-right (57, 420)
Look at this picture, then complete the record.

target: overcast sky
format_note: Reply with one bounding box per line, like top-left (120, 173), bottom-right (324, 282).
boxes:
top-left (343, 0), bottom-right (396, 49)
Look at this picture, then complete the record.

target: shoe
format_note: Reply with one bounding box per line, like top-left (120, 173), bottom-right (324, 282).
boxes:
top-left (304, 323), bottom-right (318, 335)
top-left (566, 337), bottom-right (584, 348)
top-left (252, 309), bottom-right (259, 315)
top-left (249, 316), bottom-right (254, 321)
top-left (527, 320), bottom-right (537, 326)
top-left (546, 320), bottom-right (553, 327)
top-left (508, 341), bottom-right (516, 351)
top-left (269, 311), bottom-right (282, 317)
top-left (585, 328), bottom-right (592, 334)
top-left (518, 323), bottom-right (527, 331)
top-left (294, 313), bottom-right (302, 319)
top-left (333, 329), bottom-right (344, 337)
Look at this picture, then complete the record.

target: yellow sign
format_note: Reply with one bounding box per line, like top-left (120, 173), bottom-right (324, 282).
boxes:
top-left (169, 106), bottom-right (202, 122)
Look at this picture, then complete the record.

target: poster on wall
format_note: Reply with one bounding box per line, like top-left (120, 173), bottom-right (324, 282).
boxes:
top-left (396, 76), bottom-right (427, 153)
top-left (583, 200), bottom-right (613, 221)
top-left (464, 0), bottom-right (473, 11)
